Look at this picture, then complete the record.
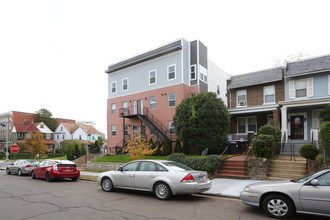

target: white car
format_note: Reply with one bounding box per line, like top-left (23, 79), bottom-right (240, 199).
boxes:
top-left (97, 160), bottom-right (211, 200)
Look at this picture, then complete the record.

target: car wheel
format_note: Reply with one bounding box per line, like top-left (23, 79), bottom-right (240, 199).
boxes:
top-left (18, 169), bottom-right (22, 176)
top-left (154, 182), bottom-right (172, 200)
top-left (46, 172), bottom-right (52, 182)
top-left (71, 178), bottom-right (78, 181)
top-left (262, 194), bottom-right (295, 219)
top-left (6, 168), bottom-right (11, 175)
top-left (101, 177), bottom-right (114, 192)
top-left (31, 171), bottom-right (36, 179)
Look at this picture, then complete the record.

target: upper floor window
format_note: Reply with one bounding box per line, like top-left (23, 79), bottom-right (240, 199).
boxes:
top-left (149, 70), bottom-right (157, 85)
top-left (237, 90), bottom-right (247, 107)
top-left (122, 102), bottom-right (128, 113)
top-left (122, 78), bottom-right (128, 91)
top-left (264, 85), bottom-right (275, 104)
top-left (111, 81), bottom-right (117, 94)
top-left (111, 125), bottom-right (116, 136)
top-left (190, 65), bottom-right (196, 80)
top-left (168, 64), bottom-right (176, 80)
top-left (40, 124), bottom-right (44, 129)
top-left (217, 84), bottom-right (220, 96)
top-left (200, 65), bottom-right (208, 83)
top-left (111, 104), bottom-right (116, 115)
top-left (168, 93), bottom-right (176, 107)
top-left (289, 78), bottom-right (313, 99)
top-left (169, 121), bottom-right (175, 134)
top-left (150, 96), bottom-right (156, 110)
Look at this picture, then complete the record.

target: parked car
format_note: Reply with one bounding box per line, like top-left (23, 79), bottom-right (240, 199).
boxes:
top-left (31, 160), bottom-right (80, 182)
top-left (240, 168), bottom-right (330, 219)
top-left (97, 160), bottom-right (211, 200)
top-left (6, 160), bottom-right (38, 176)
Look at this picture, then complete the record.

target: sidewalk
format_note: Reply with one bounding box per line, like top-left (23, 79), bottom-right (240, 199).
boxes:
top-left (79, 171), bottom-right (264, 198)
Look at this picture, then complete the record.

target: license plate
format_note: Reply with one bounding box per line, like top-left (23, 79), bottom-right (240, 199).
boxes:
top-left (66, 169), bottom-right (71, 172)
top-left (198, 176), bottom-right (205, 182)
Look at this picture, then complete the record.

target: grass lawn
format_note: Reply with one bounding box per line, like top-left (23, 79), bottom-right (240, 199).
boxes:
top-left (92, 155), bottom-right (168, 163)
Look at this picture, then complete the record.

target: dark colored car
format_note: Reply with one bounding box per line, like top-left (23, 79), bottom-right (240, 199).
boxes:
top-left (31, 160), bottom-right (80, 182)
top-left (6, 160), bottom-right (38, 176)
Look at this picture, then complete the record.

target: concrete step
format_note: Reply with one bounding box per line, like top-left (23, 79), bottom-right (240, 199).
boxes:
top-left (267, 172), bottom-right (306, 179)
top-left (276, 156), bottom-right (306, 161)
top-left (215, 174), bottom-right (248, 180)
top-left (221, 167), bottom-right (247, 172)
top-left (270, 160), bottom-right (306, 167)
top-left (268, 168), bottom-right (306, 175)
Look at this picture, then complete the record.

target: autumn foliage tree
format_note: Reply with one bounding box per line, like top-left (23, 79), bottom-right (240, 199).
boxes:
top-left (25, 132), bottom-right (48, 157)
top-left (126, 130), bottom-right (156, 160)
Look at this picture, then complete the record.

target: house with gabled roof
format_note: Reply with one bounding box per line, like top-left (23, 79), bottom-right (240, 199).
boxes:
top-left (227, 67), bottom-right (284, 140)
top-left (78, 124), bottom-right (104, 142)
top-left (280, 54), bottom-right (330, 143)
top-left (54, 122), bottom-right (88, 144)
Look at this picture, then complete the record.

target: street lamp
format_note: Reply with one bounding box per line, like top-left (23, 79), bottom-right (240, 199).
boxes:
top-left (0, 122), bottom-right (9, 162)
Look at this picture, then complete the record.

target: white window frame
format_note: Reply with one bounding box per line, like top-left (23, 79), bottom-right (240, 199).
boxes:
top-left (289, 78), bottom-right (313, 99)
top-left (111, 125), bottom-right (116, 136)
top-left (237, 116), bottom-right (257, 134)
top-left (149, 70), bottom-right (157, 85)
top-left (217, 84), bottom-right (221, 96)
top-left (169, 121), bottom-right (175, 135)
top-left (167, 64), bottom-right (176, 81)
top-left (237, 90), bottom-right (247, 107)
top-left (168, 93), bottom-right (176, 107)
top-left (149, 96), bottom-right (156, 110)
top-left (111, 104), bottom-right (116, 115)
top-left (190, 65), bottom-right (196, 80)
top-left (199, 65), bottom-right (208, 83)
top-left (122, 102), bottom-right (128, 113)
top-left (122, 78), bottom-right (128, 91)
top-left (111, 81), bottom-right (117, 94)
top-left (263, 85), bottom-right (275, 104)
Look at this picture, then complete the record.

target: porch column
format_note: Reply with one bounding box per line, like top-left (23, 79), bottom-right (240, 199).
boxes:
top-left (272, 109), bottom-right (279, 128)
top-left (281, 106), bottom-right (287, 142)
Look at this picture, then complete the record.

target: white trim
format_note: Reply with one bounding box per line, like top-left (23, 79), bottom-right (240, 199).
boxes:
top-left (168, 93), bottom-right (176, 107)
top-left (229, 104), bottom-right (278, 114)
top-left (181, 38), bottom-right (184, 84)
top-left (289, 80), bottom-right (295, 99)
top-left (307, 77), bottom-right (313, 97)
top-left (280, 97), bottom-right (330, 107)
top-left (236, 89), bottom-right (247, 107)
top-left (111, 81), bottom-right (117, 94)
top-left (149, 96), bottom-right (156, 110)
top-left (190, 64), bottom-right (197, 80)
top-left (122, 78), bottom-right (128, 91)
top-left (111, 103), bottom-right (116, 115)
top-left (263, 85), bottom-right (275, 104)
top-left (237, 116), bottom-right (257, 134)
top-left (287, 112), bottom-right (307, 141)
top-left (167, 64), bottom-right (176, 81)
top-left (149, 69), bottom-right (157, 85)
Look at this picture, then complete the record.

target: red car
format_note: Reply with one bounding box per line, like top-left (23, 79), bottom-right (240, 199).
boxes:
top-left (31, 160), bottom-right (80, 182)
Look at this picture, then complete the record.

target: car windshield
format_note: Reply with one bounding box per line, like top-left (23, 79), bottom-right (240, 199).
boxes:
top-left (291, 171), bottom-right (318, 183)
top-left (161, 161), bottom-right (193, 171)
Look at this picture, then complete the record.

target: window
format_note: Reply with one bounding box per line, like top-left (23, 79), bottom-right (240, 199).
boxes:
top-left (111, 125), bottom-right (116, 136)
top-left (61, 126), bottom-right (63, 131)
top-left (122, 102), bottom-right (128, 113)
top-left (295, 80), bottom-right (307, 98)
top-left (40, 124), bottom-right (44, 128)
top-left (200, 65), bottom-right (208, 82)
top-left (79, 135), bottom-right (82, 140)
top-left (237, 90), bottom-right (247, 107)
top-left (169, 121), bottom-right (175, 134)
top-left (111, 104), bottom-right (116, 115)
top-left (168, 93), bottom-right (176, 107)
top-left (149, 70), bottom-right (157, 85)
top-left (237, 117), bottom-right (257, 134)
top-left (62, 135), bottom-right (64, 140)
top-left (168, 64), bottom-right (176, 80)
top-left (150, 96), bottom-right (156, 110)
top-left (122, 78), bottom-right (128, 91)
top-left (140, 161), bottom-right (156, 171)
top-left (122, 162), bottom-right (139, 171)
top-left (190, 65), bottom-right (196, 80)
top-left (124, 124), bottom-right (128, 135)
top-left (316, 172), bottom-right (330, 186)
top-left (111, 81), bottom-right (117, 94)
top-left (264, 85), bottom-right (275, 103)
top-left (217, 84), bottom-right (220, 96)
top-left (132, 125), bottom-right (138, 133)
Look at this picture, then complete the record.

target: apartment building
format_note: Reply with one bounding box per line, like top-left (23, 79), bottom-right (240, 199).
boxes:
top-left (106, 38), bottom-right (228, 154)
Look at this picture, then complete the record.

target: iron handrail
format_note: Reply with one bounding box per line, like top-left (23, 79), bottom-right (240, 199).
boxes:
top-left (244, 147), bottom-right (252, 161)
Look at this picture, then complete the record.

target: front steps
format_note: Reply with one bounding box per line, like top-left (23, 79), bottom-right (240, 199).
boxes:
top-left (267, 156), bottom-right (307, 180)
top-left (216, 156), bottom-right (248, 179)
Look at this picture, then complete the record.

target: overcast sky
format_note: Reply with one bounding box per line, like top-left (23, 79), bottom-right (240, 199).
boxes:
top-left (1, 0), bottom-right (330, 137)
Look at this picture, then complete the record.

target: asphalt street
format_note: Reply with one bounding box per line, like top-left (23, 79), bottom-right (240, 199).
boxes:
top-left (1, 170), bottom-right (328, 220)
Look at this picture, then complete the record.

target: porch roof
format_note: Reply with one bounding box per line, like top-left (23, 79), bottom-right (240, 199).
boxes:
top-left (228, 104), bottom-right (279, 114)
top-left (280, 97), bottom-right (330, 108)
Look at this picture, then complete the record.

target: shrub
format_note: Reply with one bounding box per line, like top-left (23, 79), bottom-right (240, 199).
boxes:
top-left (174, 139), bottom-right (181, 153)
top-left (167, 153), bottom-right (221, 175)
top-left (300, 144), bottom-right (319, 160)
top-left (162, 137), bottom-right (172, 156)
top-left (320, 104), bottom-right (330, 122)
top-left (320, 121), bottom-right (330, 159)
top-left (251, 134), bottom-right (274, 158)
top-left (258, 124), bottom-right (281, 142)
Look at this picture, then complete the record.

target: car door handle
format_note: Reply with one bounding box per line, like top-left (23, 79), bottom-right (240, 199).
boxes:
top-left (128, 174), bottom-right (135, 177)
top-left (149, 175), bottom-right (156, 178)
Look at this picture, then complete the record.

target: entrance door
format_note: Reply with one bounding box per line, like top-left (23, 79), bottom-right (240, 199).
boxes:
top-left (134, 100), bottom-right (143, 115)
top-left (290, 116), bottom-right (304, 139)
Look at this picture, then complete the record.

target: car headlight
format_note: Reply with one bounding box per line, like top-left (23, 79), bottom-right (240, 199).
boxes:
top-left (244, 187), bottom-right (250, 192)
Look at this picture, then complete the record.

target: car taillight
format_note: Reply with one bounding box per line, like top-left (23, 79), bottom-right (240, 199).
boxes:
top-left (181, 174), bottom-right (195, 182)
top-left (76, 166), bottom-right (79, 171)
top-left (25, 165), bottom-right (31, 168)
top-left (53, 165), bottom-right (58, 171)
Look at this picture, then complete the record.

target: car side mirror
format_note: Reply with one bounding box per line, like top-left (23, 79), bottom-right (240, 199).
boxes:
top-left (311, 179), bottom-right (319, 186)
top-left (118, 167), bottom-right (123, 172)
top-left (10, 163), bottom-right (13, 165)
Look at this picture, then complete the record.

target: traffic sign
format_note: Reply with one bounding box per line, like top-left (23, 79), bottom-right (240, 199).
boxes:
top-left (10, 144), bottom-right (20, 154)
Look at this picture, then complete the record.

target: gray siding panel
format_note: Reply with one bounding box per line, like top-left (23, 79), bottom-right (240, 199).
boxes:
top-left (198, 41), bottom-right (208, 69)
top-left (199, 80), bottom-right (208, 93)
top-left (190, 41), bottom-right (198, 66)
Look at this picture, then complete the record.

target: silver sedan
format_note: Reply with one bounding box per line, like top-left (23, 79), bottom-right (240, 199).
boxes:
top-left (6, 160), bottom-right (38, 176)
top-left (240, 168), bottom-right (330, 219)
top-left (97, 160), bottom-right (212, 200)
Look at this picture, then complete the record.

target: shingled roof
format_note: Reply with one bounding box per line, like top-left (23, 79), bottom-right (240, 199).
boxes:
top-left (228, 67), bottom-right (283, 89)
top-left (286, 54), bottom-right (330, 77)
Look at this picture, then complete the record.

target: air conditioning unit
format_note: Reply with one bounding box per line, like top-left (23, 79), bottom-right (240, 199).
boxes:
top-left (239, 102), bottom-right (246, 106)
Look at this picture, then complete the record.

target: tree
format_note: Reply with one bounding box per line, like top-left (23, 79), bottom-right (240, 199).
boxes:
top-left (320, 121), bottom-right (330, 159)
top-left (273, 52), bottom-right (310, 66)
top-left (126, 130), bottom-right (156, 160)
top-left (173, 92), bottom-right (230, 154)
top-left (25, 132), bottom-right (48, 157)
top-left (320, 104), bottom-right (330, 122)
top-left (149, 138), bottom-right (157, 155)
top-left (162, 137), bottom-right (172, 156)
top-left (174, 139), bottom-right (181, 153)
top-left (35, 108), bottom-right (59, 131)
top-left (74, 143), bottom-right (81, 158)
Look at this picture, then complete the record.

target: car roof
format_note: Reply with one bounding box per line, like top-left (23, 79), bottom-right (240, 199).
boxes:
top-left (53, 160), bottom-right (76, 164)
